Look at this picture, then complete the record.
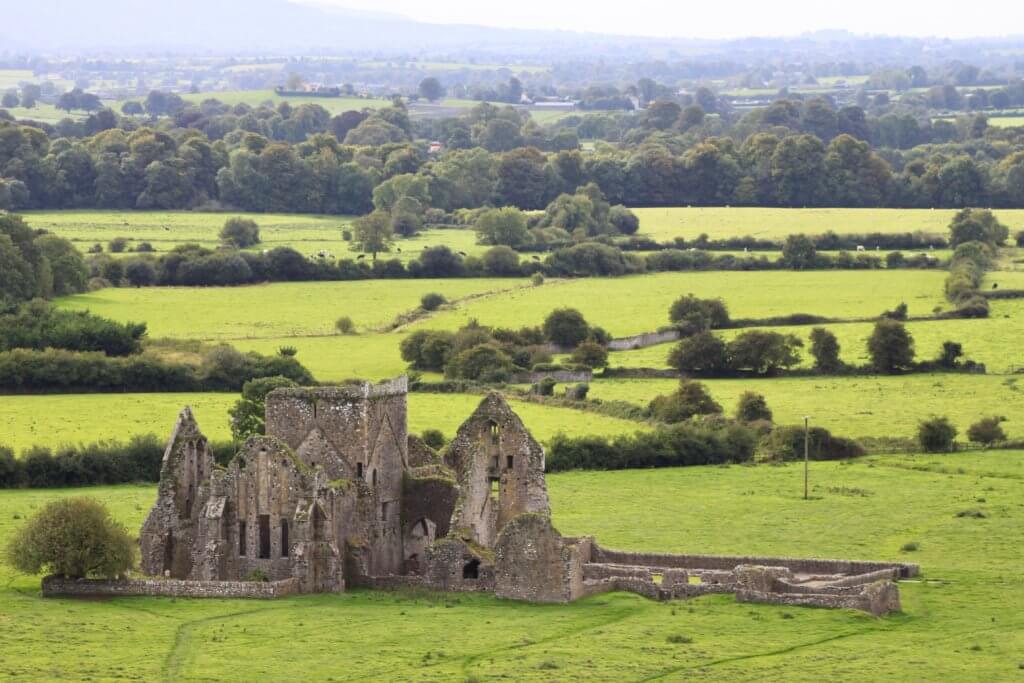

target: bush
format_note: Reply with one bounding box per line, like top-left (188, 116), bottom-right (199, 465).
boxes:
top-left (867, 320), bottom-right (915, 373)
top-left (445, 343), bottom-right (514, 383)
top-left (335, 316), bottom-right (356, 335)
top-left (124, 258), bottom-right (157, 287)
top-left (967, 416), bottom-right (1006, 445)
top-left (533, 377), bottom-right (557, 396)
top-left (531, 272), bottom-right (544, 286)
top-left (278, 345), bottom-right (298, 357)
top-left (421, 429), bottom-right (446, 450)
top-left (736, 392), bottom-right (772, 422)
top-left (565, 383), bottom-right (589, 400)
top-left (420, 292), bottom-right (447, 311)
top-left (759, 425), bottom-right (865, 461)
top-left (542, 308), bottom-right (590, 347)
top-left (609, 205), bottom-right (640, 235)
top-left (667, 331), bottom-right (728, 376)
top-left (809, 327), bottom-right (842, 373)
top-left (108, 237), bottom-right (128, 253)
top-left (400, 330), bottom-right (455, 371)
top-left (726, 330), bottom-right (802, 376)
top-left (668, 295), bottom-right (730, 330)
top-left (918, 416), bottom-right (957, 452)
top-left (229, 375), bottom-right (300, 441)
top-left (948, 208), bottom-right (1008, 247)
top-left (648, 379), bottom-right (722, 423)
top-left (482, 245), bottom-right (522, 276)
top-left (0, 301), bottom-right (146, 356)
top-left (5, 497), bottom-right (134, 578)
top-left (570, 341), bottom-right (608, 369)
top-left (220, 217), bottom-right (261, 248)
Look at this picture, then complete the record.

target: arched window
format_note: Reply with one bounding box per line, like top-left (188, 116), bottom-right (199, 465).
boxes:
top-left (280, 519), bottom-right (289, 557)
top-left (462, 559), bottom-right (480, 579)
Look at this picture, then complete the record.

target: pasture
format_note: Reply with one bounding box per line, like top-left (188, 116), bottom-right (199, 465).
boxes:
top-left (632, 206), bottom-right (1024, 241)
top-left (22, 210), bottom-right (486, 262)
top-left (0, 392), bottom-right (648, 453)
top-left (0, 453), bottom-right (1021, 680)
top-left (586, 374), bottom-right (1024, 440)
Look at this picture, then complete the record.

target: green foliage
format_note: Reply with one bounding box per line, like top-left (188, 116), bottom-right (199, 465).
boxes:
top-left (966, 416), bottom-right (1007, 445)
top-left (948, 208), bottom-right (1009, 247)
top-left (335, 316), bottom-right (356, 335)
top-left (352, 210), bottom-right (394, 260)
top-left (648, 379), bottom-right (722, 423)
top-left (867, 320), bottom-right (916, 373)
top-left (667, 331), bottom-right (729, 376)
top-left (781, 234), bottom-right (818, 269)
top-left (736, 391), bottom-right (772, 422)
top-left (420, 429), bottom-right (446, 450)
top-left (917, 416), bottom-right (957, 452)
top-left (570, 341), bottom-right (608, 369)
top-left (758, 425), bottom-right (865, 461)
top-left (445, 343), bottom-right (515, 383)
top-left (542, 308), bottom-right (590, 347)
top-left (219, 217), bottom-right (261, 248)
top-left (808, 327), bottom-right (842, 373)
top-left (5, 497), bottom-right (133, 579)
top-left (474, 207), bottom-right (530, 248)
top-left (0, 301), bottom-right (145, 356)
top-left (726, 331), bottom-right (803, 376)
top-left (482, 246), bottom-right (522, 276)
top-left (420, 292), bottom-right (447, 311)
top-left (668, 295), bottom-right (730, 332)
top-left (401, 330), bottom-right (455, 371)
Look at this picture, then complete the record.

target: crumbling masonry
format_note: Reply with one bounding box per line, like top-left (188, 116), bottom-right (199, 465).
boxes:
top-left (123, 377), bottom-right (917, 615)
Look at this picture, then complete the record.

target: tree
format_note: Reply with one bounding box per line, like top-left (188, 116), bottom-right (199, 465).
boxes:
top-left (34, 235), bottom-right (87, 296)
top-left (123, 258), bottom-right (157, 287)
top-left (736, 391), bottom-right (772, 422)
top-left (608, 205), bottom-right (639, 234)
top-left (667, 330), bottom-right (729, 376)
top-left (285, 73), bottom-right (305, 91)
top-left (917, 416), bottom-right (957, 453)
top-left (809, 327), bottom-right (842, 372)
top-left (948, 208), bottom-right (1009, 247)
top-left (543, 308), bottom-right (590, 347)
top-left (21, 83), bottom-right (41, 108)
top-left (219, 217), bottom-right (260, 248)
top-left (648, 379), bottom-right (722, 423)
top-left (1, 92), bottom-right (18, 108)
top-left (401, 330), bottom-right (455, 371)
top-left (475, 207), bottom-right (529, 248)
top-left (5, 497), bottom-right (134, 579)
top-left (418, 77), bottom-right (445, 102)
top-left (121, 101), bottom-right (144, 116)
top-left (643, 100), bottom-right (682, 130)
top-left (727, 331), bottom-right (802, 376)
top-left (445, 343), bottom-right (514, 382)
top-left (335, 316), bottom-right (355, 334)
top-left (420, 292), bottom-right (446, 311)
top-left (781, 234), bottom-right (818, 269)
top-left (478, 118), bottom-right (523, 153)
top-left (967, 416), bottom-right (1006, 445)
top-left (482, 245), bottom-right (522, 276)
top-left (868, 320), bottom-right (915, 373)
top-left (571, 341), bottom-right (609, 369)
top-left (352, 210), bottom-right (394, 261)
top-left (229, 376), bottom-right (299, 441)
top-left (669, 295), bottom-right (730, 332)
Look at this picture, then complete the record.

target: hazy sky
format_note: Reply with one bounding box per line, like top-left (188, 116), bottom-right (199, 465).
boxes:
top-left (300, 0), bottom-right (1022, 39)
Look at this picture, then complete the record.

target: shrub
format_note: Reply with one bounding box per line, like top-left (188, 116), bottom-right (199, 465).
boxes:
top-left (881, 302), bottom-right (908, 320)
top-left (900, 542), bottom-right (920, 552)
top-left (533, 377), bottom-right (557, 396)
top-left (967, 416), bottom-right (1006, 445)
top-left (531, 272), bottom-right (544, 286)
top-left (542, 308), bottom-right (590, 347)
top-left (948, 208), bottom-right (1008, 247)
top-left (229, 376), bottom-right (300, 441)
top-left (667, 331), bottom-right (728, 376)
top-left (277, 345), bottom-right (298, 357)
top-left (668, 295), bottom-right (730, 330)
top-left (609, 205), bottom-right (640, 235)
top-left (5, 497), bottom-right (134, 578)
top-left (918, 416), bottom-right (957, 452)
top-left (809, 327), bottom-right (842, 373)
top-left (726, 330), bottom-right (802, 376)
top-left (220, 217), bottom-right (261, 248)
top-left (400, 330), bottom-right (455, 371)
top-left (445, 343), bottom-right (514, 383)
top-left (565, 383), bottom-right (589, 400)
top-left (123, 258), bottom-right (157, 287)
top-left (420, 292), bottom-right (447, 311)
top-left (867, 320), bottom-right (915, 373)
top-left (570, 341), bottom-right (608, 369)
top-left (736, 392), bottom-right (772, 422)
top-left (108, 237), bottom-right (128, 253)
top-left (666, 634), bottom-right (693, 644)
top-left (482, 245), bottom-right (522, 276)
top-left (759, 425), bottom-right (865, 461)
top-left (135, 241), bottom-right (154, 253)
top-left (648, 379), bottom-right (722, 423)
top-left (335, 316), bottom-right (356, 335)
top-left (421, 429), bottom-right (446, 450)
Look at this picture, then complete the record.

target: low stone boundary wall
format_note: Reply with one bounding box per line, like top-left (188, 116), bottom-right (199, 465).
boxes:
top-left (590, 545), bottom-right (918, 578)
top-left (608, 330), bottom-right (681, 351)
top-left (42, 576), bottom-right (301, 599)
top-left (599, 367), bottom-right (679, 379)
top-left (737, 580), bottom-right (902, 616)
top-left (511, 370), bottom-right (592, 384)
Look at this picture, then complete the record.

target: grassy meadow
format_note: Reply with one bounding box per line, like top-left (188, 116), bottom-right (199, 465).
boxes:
top-left (633, 206), bottom-right (1024, 241)
top-left (0, 392), bottom-right (649, 453)
top-left (0, 453), bottom-right (1021, 680)
top-left (22, 210), bottom-right (486, 263)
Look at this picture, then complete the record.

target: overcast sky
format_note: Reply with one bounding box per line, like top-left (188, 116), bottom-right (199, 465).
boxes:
top-left (299, 0), bottom-right (1022, 39)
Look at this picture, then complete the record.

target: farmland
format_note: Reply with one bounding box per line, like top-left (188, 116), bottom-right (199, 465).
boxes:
top-left (633, 207), bottom-right (1024, 241)
top-left (22, 210), bottom-right (486, 262)
top-left (0, 453), bottom-right (1021, 680)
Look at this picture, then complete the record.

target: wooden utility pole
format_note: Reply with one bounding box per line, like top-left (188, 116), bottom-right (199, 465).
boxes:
top-left (803, 416), bottom-right (810, 500)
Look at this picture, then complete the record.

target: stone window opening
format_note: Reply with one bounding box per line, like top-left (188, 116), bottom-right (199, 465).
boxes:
top-left (258, 514), bottom-right (271, 559)
top-left (280, 519), bottom-right (289, 557)
top-left (239, 521), bottom-right (247, 556)
top-left (462, 559), bottom-right (480, 580)
top-left (162, 531), bottom-right (174, 574)
top-left (372, 469), bottom-right (377, 487)
top-left (506, 455), bottom-right (514, 470)
top-left (488, 420), bottom-right (500, 444)
top-left (312, 504), bottom-right (324, 542)
top-left (356, 462), bottom-right (363, 479)
top-left (381, 501), bottom-right (389, 522)
top-left (184, 483), bottom-right (194, 518)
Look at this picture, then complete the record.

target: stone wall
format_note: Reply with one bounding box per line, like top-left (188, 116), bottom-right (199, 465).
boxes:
top-left (510, 370), bottom-right (593, 384)
top-left (493, 514), bottom-right (584, 603)
top-left (42, 576), bottom-right (301, 599)
top-left (607, 330), bottom-right (681, 351)
top-left (591, 544), bottom-right (919, 578)
top-left (737, 580), bottom-right (902, 617)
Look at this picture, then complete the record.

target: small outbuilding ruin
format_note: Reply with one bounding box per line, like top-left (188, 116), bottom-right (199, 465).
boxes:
top-left (44, 377), bottom-right (917, 615)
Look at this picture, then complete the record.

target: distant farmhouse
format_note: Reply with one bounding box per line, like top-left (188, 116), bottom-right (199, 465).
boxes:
top-left (45, 378), bottom-right (916, 614)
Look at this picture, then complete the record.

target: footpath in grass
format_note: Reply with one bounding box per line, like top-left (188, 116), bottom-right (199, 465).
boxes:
top-left (0, 454), bottom-right (1020, 680)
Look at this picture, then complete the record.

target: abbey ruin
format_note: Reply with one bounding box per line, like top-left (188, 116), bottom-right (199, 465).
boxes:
top-left (45, 377), bottom-right (917, 615)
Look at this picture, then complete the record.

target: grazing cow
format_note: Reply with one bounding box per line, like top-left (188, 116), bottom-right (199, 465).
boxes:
top-left (856, 245), bottom-right (865, 252)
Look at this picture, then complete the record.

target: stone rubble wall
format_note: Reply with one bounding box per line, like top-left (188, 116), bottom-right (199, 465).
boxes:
top-left (607, 330), bottom-right (681, 351)
top-left (42, 576), bottom-right (301, 599)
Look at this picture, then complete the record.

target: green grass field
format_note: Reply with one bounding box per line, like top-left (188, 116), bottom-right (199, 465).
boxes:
top-left (22, 210), bottom-right (486, 263)
top-left (632, 207), bottom-right (1024, 241)
top-left (178, 90), bottom-right (392, 115)
top-left (0, 453), bottom-right (1020, 680)
top-left (587, 374), bottom-right (1024, 440)
top-left (0, 392), bottom-right (648, 453)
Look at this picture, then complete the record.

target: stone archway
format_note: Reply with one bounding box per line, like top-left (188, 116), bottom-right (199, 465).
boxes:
top-left (402, 518), bottom-right (436, 575)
